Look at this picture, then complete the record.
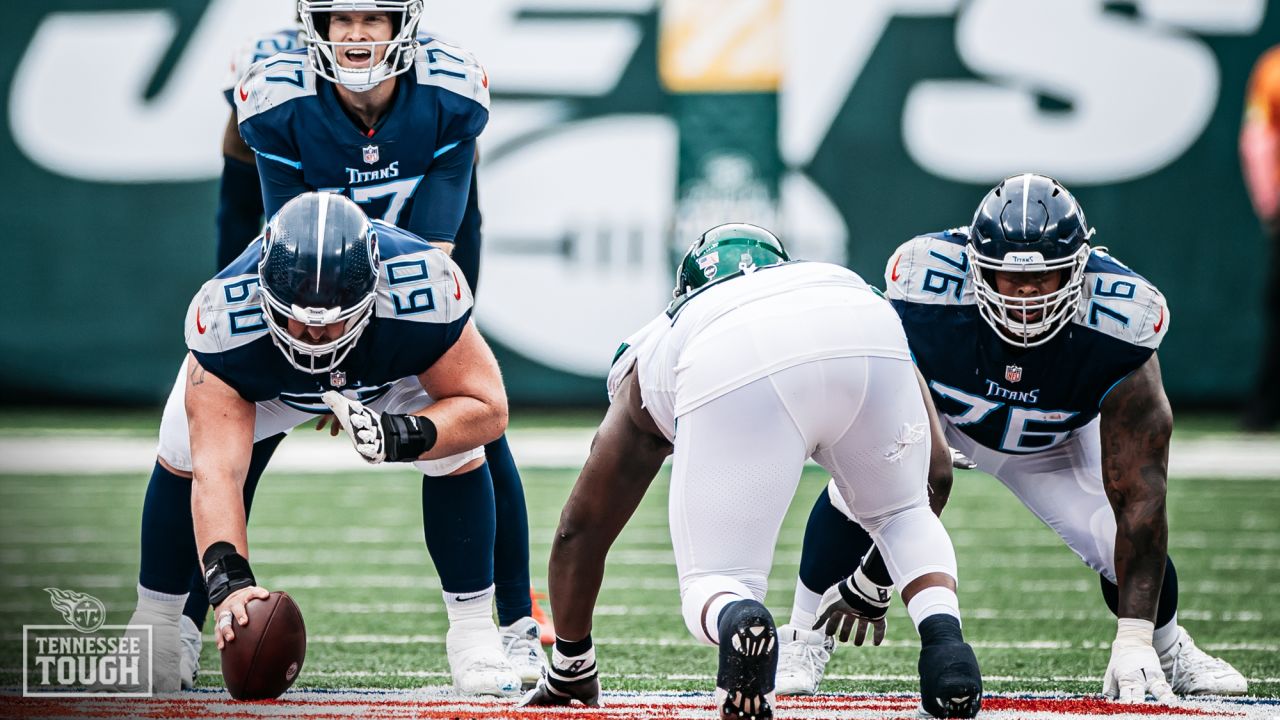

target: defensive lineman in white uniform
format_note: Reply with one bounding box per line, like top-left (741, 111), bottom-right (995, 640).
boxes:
top-left (522, 224), bottom-right (983, 720)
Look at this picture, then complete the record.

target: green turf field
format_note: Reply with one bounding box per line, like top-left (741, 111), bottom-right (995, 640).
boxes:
top-left (0, 442), bottom-right (1276, 699)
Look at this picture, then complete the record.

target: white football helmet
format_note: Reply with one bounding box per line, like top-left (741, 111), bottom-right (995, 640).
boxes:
top-left (298, 0), bottom-right (423, 92)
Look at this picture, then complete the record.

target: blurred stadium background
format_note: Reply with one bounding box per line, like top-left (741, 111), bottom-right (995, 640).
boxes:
top-left (1, 0), bottom-right (1278, 714)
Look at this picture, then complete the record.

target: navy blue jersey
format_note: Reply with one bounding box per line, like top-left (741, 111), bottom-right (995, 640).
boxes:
top-left (885, 231), bottom-right (1170, 454)
top-left (222, 28), bottom-right (304, 107)
top-left (184, 221), bottom-right (474, 411)
top-left (233, 36), bottom-right (488, 245)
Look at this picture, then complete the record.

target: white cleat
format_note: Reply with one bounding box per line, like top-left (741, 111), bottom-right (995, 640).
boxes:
top-left (773, 624), bottom-right (834, 696)
top-left (501, 616), bottom-right (550, 690)
top-left (447, 619), bottom-right (522, 697)
top-left (1160, 626), bottom-right (1248, 696)
top-left (178, 615), bottom-right (201, 690)
top-left (126, 606), bottom-right (182, 693)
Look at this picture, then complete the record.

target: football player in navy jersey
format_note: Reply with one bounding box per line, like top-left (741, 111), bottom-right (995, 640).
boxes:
top-left (773, 174), bottom-right (1247, 703)
top-left (129, 193), bottom-right (524, 696)
top-left (203, 0), bottom-right (547, 689)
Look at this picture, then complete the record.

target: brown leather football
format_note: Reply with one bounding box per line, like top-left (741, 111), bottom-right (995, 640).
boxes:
top-left (219, 591), bottom-right (306, 700)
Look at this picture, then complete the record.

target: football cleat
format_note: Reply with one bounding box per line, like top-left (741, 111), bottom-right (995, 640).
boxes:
top-left (126, 602), bottom-right (183, 693)
top-left (774, 624), bottom-right (834, 696)
top-left (500, 617), bottom-right (549, 690)
top-left (178, 615), bottom-right (202, 690)
top-left (715, 600), bottom-right (778, 720)
top-left (446, 619), bottom-right (521, 697)
top-left (530, 587), bottom-right (555, 646)
top-left (1160, 626), bottom-right (1248, 696)
top-left (917, 615), bottom-right (982, 719)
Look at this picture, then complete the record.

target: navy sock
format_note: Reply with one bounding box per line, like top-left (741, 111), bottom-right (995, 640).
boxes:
top-left (487, 434), bottom-right (533, 625)
top-left (919, 613), bottom-right (965, 646)
top-left (1099, 556), bottom-right (1179, 628)
top-left (423, 463), bottom-right (497, 594)
top-left (138, 462), bottom-right (198, 596)
top-left (181, 432), bottom-right (283, 629)
top-left (798, 488), bottom-right (875, 593)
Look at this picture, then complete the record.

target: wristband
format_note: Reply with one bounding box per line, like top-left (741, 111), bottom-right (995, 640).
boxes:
top-left (202, 541), bottom-right (256, 607)
top-left (380, 413), bottom-right (438, 461)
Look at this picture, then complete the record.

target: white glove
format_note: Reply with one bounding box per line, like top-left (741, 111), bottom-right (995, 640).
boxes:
top-left (322, 391), bottom-right (386, 464)
top-left (1103, 618), bottom-right (1175, 704)
top-left (950, 447), bottom-right (978, 470)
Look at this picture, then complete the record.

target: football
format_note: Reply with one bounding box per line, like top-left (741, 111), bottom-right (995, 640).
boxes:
top-left (219, 591), bottom-right (307, 700)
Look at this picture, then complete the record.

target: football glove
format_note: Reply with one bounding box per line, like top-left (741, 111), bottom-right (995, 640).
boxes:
top-left (814, 563), bottom-right (893, 646)
top-left (950, 448), bottom-right (978, 470)
top-left (519, 674), bottom-right (602, 708)
top-left (321, 391), bottom-right (436, 463)
top-left (1103, 618), bottom-right (1176, 704)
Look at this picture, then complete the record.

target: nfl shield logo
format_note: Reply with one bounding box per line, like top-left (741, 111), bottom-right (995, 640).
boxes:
top-left (362, 144), bottom-right (379, 165)
top-left (330, 370), bottom-right (347, 388)
top-left (1005, 364), bottom-right (1023, 383)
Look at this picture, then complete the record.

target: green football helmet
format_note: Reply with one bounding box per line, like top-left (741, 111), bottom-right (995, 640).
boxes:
top-left (672, 223), bottom-right (791, 301)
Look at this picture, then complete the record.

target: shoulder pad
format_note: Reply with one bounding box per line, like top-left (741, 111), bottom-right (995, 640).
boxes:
top-left (234, 50), bottom-right (315, 125)
top-left (413, 38), bottom-right (490, 111)
top-left (605, 314), bottom-right (667, 403)
top-left (375, 243), bottom-right (474, 325)
top-left (184, 273), bottom-right (270, 355)
top-left (883, 231), bottom-right (975, 307)
top-left (224, 29), bottom-right (303, 95)
top-left (1075, 250), bottom-right (1169, 349)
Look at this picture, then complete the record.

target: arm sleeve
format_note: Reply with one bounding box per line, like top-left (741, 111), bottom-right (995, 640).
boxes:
top-left (404, 139), bottom-right (477, 243)
top-left (449, 162), bottom-right (484, 297)
top-left (216, 155), bottom-right (265, 269)
top-left (254, 152), bottom-right (310, 222)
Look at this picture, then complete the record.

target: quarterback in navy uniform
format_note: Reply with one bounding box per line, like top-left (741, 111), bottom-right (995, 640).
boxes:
top-left (198, 0), bottom-right (546, 690)
top-left (773, 174), bottom-right (1248, 702)
top-left (129, 193), bottom-right (524, 696)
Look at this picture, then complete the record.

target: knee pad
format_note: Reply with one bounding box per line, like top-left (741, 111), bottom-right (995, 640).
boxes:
top-left (681, 575), bottom-right (754, 646)
top-left (869, 506), bottom-right (958, 591)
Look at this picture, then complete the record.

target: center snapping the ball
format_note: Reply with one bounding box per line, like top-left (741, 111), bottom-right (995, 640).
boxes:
top-left (220, 591), bottom-right (307, 700)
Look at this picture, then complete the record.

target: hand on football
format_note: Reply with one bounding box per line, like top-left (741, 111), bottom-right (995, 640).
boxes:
top-left (212, 585), bottom-right (271, 650)
top-left (322, 391), bottom-right (386, 463)
top-left (1103, 619), bottom-right (1175, 704)
top-left (813, 566), bottom-right (893, 646)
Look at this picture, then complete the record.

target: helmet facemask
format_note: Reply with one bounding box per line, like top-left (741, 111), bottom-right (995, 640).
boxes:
top-left (299, 0), bottom-right (423, 93)
top-left (967, 244), bottom-right (1089, 348)
top-left (260, 289), bottom-right (377, 374)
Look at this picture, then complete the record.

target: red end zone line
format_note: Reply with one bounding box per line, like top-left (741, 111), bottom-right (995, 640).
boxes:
top-left (0, 696), bottom-right (1242, 719)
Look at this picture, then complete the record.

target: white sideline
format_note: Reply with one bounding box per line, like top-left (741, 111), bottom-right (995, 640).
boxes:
top-left (0, 430), bottom-right (1277, 477)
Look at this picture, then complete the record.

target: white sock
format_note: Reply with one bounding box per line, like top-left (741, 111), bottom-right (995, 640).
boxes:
top-left (906, 586), bottom-right (961, 630)
top-left (443, 585), bottom-right (495, 624)
top-left (789, 577), bottom-right (822, 630)
top-left (1153, 613), bottom-right (1180, 656)
top-left (136, 584), bottom-right (186, 618)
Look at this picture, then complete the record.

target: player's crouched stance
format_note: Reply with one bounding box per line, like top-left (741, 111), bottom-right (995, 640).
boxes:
top-left (521, 225), bottom-right (982, 719)
top-left (127, 193), bottom-right (521, 696)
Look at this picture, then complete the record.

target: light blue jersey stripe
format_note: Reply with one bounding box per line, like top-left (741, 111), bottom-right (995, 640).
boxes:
top-left (254, 149), bottom-right (302, 169)
top-left (433, 141), bottom-right (459, 158)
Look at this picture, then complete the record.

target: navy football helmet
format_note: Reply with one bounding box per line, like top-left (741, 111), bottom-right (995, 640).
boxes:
top-left (967, 173), bottom-right (1093, 348)
top-left (258, 192), bottom-right (380, 373)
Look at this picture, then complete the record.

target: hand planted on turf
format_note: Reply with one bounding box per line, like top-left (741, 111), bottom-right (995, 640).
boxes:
top-left (321, 391), bottom-right (386, 463)
top-left (213, 585), bottom-right (271, 650)
top-left (814, 566), bottom-right (893, 646)
top-left (1103, 620), bottom-right (1176, 704)
top-left (519, 675), bottom-right (603, 708)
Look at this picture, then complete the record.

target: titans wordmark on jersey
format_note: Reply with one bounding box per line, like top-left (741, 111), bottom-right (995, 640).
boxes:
top-left (184, 221), bottom-right (474, 413)
top-left (233, 36), bottom-right (488, 240)
top-left (885, 230), bottom-right (1169, 454)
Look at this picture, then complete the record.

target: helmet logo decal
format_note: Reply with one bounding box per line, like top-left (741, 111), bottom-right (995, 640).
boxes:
top-left (738, 255), bottom-right (757, 273)
top-left (696, 251), bottom-right (719, 280)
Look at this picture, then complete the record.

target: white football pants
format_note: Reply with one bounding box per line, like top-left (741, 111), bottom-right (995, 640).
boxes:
top-left (672, 355), bottom-right (959, 644)
top-left (156, 357), bottom-right (484, 477)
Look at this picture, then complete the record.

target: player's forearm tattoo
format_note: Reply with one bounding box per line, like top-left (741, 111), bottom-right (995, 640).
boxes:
top-left (1100, 356), bottom-right (1171, 622)
top-left (189, 363), bottom-right (207, 386)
